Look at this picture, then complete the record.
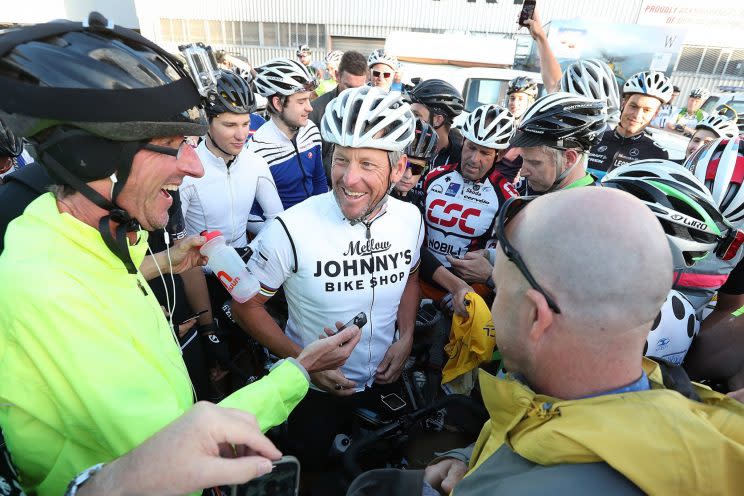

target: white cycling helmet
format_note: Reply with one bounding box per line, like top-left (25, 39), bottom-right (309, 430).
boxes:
top-left (367, 49), bottom-right (399, 71)
top-left (645, 290), bottom-right (700, 365)
top-left (460, 104), bottom-right (516, 150)
top-left (690, 87), bottom-right (710, 100)
top-left (560, 59), bottom-right (621, 124)
top-left (686, 136), bottom-right (744, 228)
top-left (321, 85), bottom-right (415, 152)
top-left (623, 71), bottom-right (674, 104)
top-left (603, 159), bottom-right (711, 200)
top-left (325, 50), bottom-right (343, 68)
top-left (254, 57), bottom-right (318, 97)
top-left (695, 115), bottom-right (739, 139)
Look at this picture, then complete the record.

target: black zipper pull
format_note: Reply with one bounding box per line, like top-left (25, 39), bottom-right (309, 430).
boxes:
top-left (364, 222), bottom-right (371, 240)
top-left (136, 278), bottom-right (148, 296)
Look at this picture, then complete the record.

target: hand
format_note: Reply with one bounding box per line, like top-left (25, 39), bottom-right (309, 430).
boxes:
top-left (441, 284), bottom-right (474, 319)
top-left (310, 369), bottom-right (357, 396)
top-left (424, 458), bottom-right (468, 496)
top-left (81, 402), bottom-right (280, 496)
top-left (523, 6), bottom-right (546, 41)
top-left (447, 251), bottom-right (493, 285)
top-left (375, 336), bottom-right (413, 384)
top-left (727, 388), bottom-right (744, 404)
top-left (296, 324), bottom-right (362, 373)
top-left (168, 235), bottom-right (208, 274)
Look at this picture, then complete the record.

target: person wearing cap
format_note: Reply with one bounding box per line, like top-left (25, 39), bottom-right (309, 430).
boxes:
top-left (666, 87), bottom-right (710, 136)
top-left (650, 84), bottom-right (680, 129)
top-left (683, 114), bottom-right (740, 160)
top-left (233, 86), bottom-right (423, 493)
top-left (251, 57), bottom-right (328, 210)
top-left (296, 43), bottom-right (324, 79)
top-left (587, 71), bottom-right (672, 177)
top-left (368, 48), bottom-right (400, 91)
top-left (315, 49), bottom-right (344, 98)
top-left (0, 15), bottom-right (359, 496)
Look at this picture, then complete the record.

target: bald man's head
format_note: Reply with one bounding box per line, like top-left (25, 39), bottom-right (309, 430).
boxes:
top-left (508, 187), bottom-right (673, 334)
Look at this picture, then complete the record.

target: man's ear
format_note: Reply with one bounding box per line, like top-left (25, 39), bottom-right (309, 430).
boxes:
top-left (271, 95), bottom-right (283, 113)
top-left (524, 288), bottom-right (554, 348)
top-left (564, 149), bottom-right (581, 170)
top-left (391, 153), bottom-right (407, 183)
top-left (432, 114), bottom-right (445, 129)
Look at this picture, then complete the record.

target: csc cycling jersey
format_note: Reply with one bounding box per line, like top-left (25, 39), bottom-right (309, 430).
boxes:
top-left (249, 119), bottom-right (328, 210)
top-left (423, 163), bottom-right (518, 266)
top-left (588, 129), bottom-right (668, 178)
top-left (180, 141), bottom-right (283, 248)
top-left (247, 192), bottom-right (424, 389)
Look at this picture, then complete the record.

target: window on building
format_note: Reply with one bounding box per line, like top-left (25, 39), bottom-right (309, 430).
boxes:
top-left (187, 19), bottom-right (207, 43)
top-left (207, 20), bottom-right (223, 44)
top-left (159, 19), bottom-right (173, 42)
top-left (241, 21), bottom-right (260, 45)
top-left (263, 22), bottom-right (279, 46)
top-left (676, 46), bottom-right (704, 73)
top-left (224, 20), bottom-right (239, 45)
top-left (699, 48), bottom-right (721, 75)
top-left (725, 50), bottom-right (744, 77)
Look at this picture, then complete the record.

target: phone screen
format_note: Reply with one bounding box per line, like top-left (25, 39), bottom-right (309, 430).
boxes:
top-left (232, 456), bottom-right (300, 496)
top-left (519, 0), bottom-right (536, 26)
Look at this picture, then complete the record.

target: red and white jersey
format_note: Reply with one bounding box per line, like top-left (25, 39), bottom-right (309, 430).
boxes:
top-left (423, 163), bottom-right (518, 266)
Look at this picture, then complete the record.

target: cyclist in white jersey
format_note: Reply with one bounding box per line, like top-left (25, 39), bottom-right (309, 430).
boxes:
top-left (234, 86), bottom-right (421, 482)
top-left (180, 71), bottom-right (282, 249)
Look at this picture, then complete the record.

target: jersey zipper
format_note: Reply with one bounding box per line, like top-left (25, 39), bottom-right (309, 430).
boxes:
top-left (291, 137), bottom-right (312, 199)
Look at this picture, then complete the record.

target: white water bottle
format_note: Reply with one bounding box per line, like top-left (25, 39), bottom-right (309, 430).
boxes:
top-left (199, 231), bottom-right (259, 303)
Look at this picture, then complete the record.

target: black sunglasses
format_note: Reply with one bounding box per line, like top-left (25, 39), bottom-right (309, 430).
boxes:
top-left (143, 138), bottom-right (189, 159)
top-left (406, 160), bottom-right (427, 175)
top-left (495, 196), bottom-right (562, 314)
top-left (372, 70), bottom-right (392, 79)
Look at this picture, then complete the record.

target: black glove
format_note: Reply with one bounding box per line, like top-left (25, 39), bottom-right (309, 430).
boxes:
top-left (200, 320), bottom-right (232, 370)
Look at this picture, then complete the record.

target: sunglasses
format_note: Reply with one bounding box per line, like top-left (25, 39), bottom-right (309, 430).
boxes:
top-left (495, 196), bottom-right (562, 314)
top-left (406, 161), bottom-right (427, 175)
top-left (143, 138), bottom-right (190, 160)
top-left (372, 70), bottom-right (392, 79)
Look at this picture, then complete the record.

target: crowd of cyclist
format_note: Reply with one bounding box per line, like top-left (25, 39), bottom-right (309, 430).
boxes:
top-left (1, 7), bottom-right (744, 496)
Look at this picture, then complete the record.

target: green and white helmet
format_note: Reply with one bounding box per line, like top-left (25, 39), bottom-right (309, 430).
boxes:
top-left (602, 175), bottom-right (730, 269)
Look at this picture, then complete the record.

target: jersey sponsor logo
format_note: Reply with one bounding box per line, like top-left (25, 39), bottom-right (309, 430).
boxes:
top-left (445, 183), bottom-right (461, 197)
top-left (313, 238), bottom-right (413, 292)
top-left (629, 148), bottom-right (639, 157)
top-left (504, 182), bottom-right (518, 197)
top-left (432, 184), bottom-right (444, 194)
top-left (428, 238), bottom-right (465, 258)
top-left (307, 151), bottom-right (313, 159)
top-left (597, 145), bottom-right (608, 153)
top-left (426, 198), bottom-right (481, 235)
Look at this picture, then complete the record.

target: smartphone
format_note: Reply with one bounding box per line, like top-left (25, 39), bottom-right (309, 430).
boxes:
top-left (231, 455), bottom-right (300, 496)
top-left (331, 312), bottom-right (367, 335)
top-left (380, 392), bottom-right (407, 412)
top-left (177, 309), bottom-right (207, 326)
top-left (518, 0), bottom-right (536, 27)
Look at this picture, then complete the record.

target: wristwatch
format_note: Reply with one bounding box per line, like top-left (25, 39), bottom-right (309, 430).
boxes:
top-left (64, 463), bottom-right (105, 496)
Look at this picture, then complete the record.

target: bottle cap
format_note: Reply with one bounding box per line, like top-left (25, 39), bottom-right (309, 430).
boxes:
top-left (200, 230), bottom-right (223, 242)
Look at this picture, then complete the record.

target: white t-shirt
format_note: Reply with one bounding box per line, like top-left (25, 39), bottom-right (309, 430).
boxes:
top-left (247, 192), bottom-right (424, 389)
top-left (180, 141), bottom-right (283, 248)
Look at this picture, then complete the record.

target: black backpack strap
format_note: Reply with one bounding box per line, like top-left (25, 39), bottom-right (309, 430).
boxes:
top-left (651, 357), bottom-right (701, 402)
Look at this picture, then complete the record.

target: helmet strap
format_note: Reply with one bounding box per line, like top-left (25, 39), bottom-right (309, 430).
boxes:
top-left (207, 132), bottom-right (237, 162)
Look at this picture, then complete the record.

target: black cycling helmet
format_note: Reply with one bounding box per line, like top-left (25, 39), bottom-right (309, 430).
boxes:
top-left (206, 70), bottom-right (256, 116)
top-left (511, 92), bottom-right (607, 151)
top-left (0, 120), bottom-right (23, 158)
top-left (507, 76), bottom-right (538, 98)
top-left (407, 79), bottom-right (464, 121)
top-left (406, 118), bottom-right (439, 162)
top-left (0, 12), bottom-right (208, 272)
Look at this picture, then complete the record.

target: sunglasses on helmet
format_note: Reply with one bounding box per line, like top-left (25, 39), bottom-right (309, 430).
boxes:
top-left (495, 196), bottom-right (562, 314)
